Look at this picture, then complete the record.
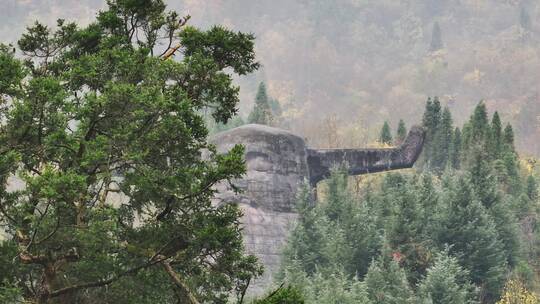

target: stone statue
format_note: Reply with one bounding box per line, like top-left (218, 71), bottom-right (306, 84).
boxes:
top-left (210, 124), bottom-right (425, 294)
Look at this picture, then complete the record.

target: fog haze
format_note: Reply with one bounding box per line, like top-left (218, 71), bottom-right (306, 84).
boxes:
top-left (2, 0), bottom-right (539, 155)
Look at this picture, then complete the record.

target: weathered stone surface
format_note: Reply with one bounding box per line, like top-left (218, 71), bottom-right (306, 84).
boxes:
top-left (211, 124), bottom-right (309, 213)
top-left (210, 123), bottom-right (424, 295)
top-left (307, 125), bottom-right (425, 185)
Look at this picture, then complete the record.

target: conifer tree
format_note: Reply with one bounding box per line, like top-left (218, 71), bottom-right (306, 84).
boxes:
top-left (450, 127), bottom-right (462, 169)
top-left (417, 251), bottom-right (475, 304)
top-left (380, 174), bottom-right (430, 284)
top-left (432, 107), bottom-right (454, 171)
top-left (364, 247), bottom-right (415, 304)
top-left (502, 151), bottom-right (521, 195)
top-left (422, 97), bottom-right (442, 167)
top-left (503, 123), bottom-right (515, 152)
top-left (436, 177), bottom-right (507, 302)
top-left (248, 82), bottom-right (273, 125)
top-left (423, 97), bottom-right (442, 133)
top-left (526, 175), bottom-right (538, 201)
top-left (491, 112), bottom-right (503, 159)
top-left (469, 147), bottom-right (499, 208)
top-left (396, 119), bottom-right (407, 145)
top-left (323, 169), bottom-right (352, 222)
top-left (470, 102), bottom-right (490, 142)
top-left (302, 271), bottom-right (372, 304)
top-left (253, 286), bottom-right (305, 304)
top-left (379, 121), bottom-right (393, 145)
top-left (281, 185), bottom-right (328, 275)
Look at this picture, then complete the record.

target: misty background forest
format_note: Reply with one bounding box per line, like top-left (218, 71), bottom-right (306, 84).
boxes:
top-left (2, 0), bottom-right (540, 155)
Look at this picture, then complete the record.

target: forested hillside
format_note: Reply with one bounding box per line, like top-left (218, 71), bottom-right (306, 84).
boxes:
top-left (178, 0), bottom-right (540, 157)
top-left (274, 101), bottom-right (540, 304)
top-left (2, 1), bottom-right (540, 156)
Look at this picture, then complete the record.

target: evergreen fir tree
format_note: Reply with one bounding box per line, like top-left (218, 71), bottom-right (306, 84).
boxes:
top-left (248, 82), bottom-right (273, 125)
top-left (503, 123), bottom-right (515, 152)
top-left (379, 121), bottom-right (393, 145)
top-left (254, 286), bottom-right (305, 304)
top-left (303, 271), bottom-right (372, 304)
top-left (469, 147), bottom-right (499, 208)
top-left (489, 197), bottom-right (521, 268)
top-left (422, 97), bottom-right (434, 128)
top-left (323, 169), bottom-right (352, 222)
top-left (380, 174), bottom-right (431, 284)
top-left (526, 175), bottom-right (538, 201)
top-left (347, 201), bottom-right (381, 278)
top-left (396, 119), bottom-right (407, 145)
top-left (364, 246), bottom-right (415, 304)
top-left (281, 185), bottom-right (328, 275)
top-left (450, 127), bottom-right (462, 169)
top-left (209, 115), bottom-right (245, 134)
top-left (430, 22), bottom-right (443, 51)
top-left (416, 174), bottom-right (440, 230)
top-left (502, 151), bottom-right (522, 195)
top-left (417, 251), bottom-right (475, 304)
top-left (432, 107), bottom-right (454, 171)
top-left (470, 102), bottom-right (490, 142)
top-left (422, 97), bottom-right (442, 168)
top-left (269, 97), bottom-right (283, 117)
top-left (490, 112), bottom-right (503, 159)
top-left (436, 177), bottom-right (507, 302)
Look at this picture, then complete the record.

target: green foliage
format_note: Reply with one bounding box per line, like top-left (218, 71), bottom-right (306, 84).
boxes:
top-left (379, 121), bottom-right (393, 145)
top-left (280, 262), bottom-right (372, 304)
top-left (252, 286), bottom-right (305, 304)
top-left (303, 272), bottom-right (371, 304)
top-left (0, 1), bottom-right (262, 302)
top-left (436, 176), bottom-right (507, 302)
top-left (421, 97), bottom-right (442, 168)
top-left (491, 112), bottom-right (503, 159)
top-left (364, 249), bottom-right (415, 304)
top-left (281, 166), bottom-right (525, 304)
top-left (450, 127), bottom-right (462, 169)
top-left (0, 280), bottom-right (22, 304)
top-left (432, 107), bottom-right (453, 171)
top-left (278, 102), bottom-right (535, 304)
top-left (248, 82), bottom-right (274, 125)
top-left (208, 114), bottom-right (246, 135)
top-left (526, 175), bottom-right (538, 201)
top-left (396, 119), bottom-right (407, 145)
top-left (417, 250), bottom-right (476, 304)
top-left (0, 44), bottom-right (25, 98)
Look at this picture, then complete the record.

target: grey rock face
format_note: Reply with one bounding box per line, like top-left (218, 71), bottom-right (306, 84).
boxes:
top-left (210, 124), bottom-right (424, 295)
top-left (211, 124), bottom-right (309, 213)
top-left (307, 125), bottom-right (425, 185)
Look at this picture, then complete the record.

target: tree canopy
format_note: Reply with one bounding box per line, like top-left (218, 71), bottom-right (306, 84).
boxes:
top-left (0, 0), bottom-right (262, 303)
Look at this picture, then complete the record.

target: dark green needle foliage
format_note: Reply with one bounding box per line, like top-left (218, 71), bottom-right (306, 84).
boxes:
top-left (396, 119), bottom-right (407, 145)
top-left (248, 82), bottom-right (274, 125)
top-left (379, 121), bottom-right (393, 145)
top-left (0, 1), bottom-right (262, 303)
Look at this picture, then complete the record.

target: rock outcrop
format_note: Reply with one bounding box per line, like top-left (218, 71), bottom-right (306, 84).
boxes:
top-left (210, 124), bottom-right (424, 294)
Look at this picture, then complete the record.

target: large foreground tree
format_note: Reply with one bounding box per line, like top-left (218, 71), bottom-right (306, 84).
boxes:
top-left (0, 0), bottom-right (261, 303)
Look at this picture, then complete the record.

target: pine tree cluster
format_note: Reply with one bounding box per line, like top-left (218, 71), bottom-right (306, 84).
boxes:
top-left (278, 101), bottom-right (540, 304)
